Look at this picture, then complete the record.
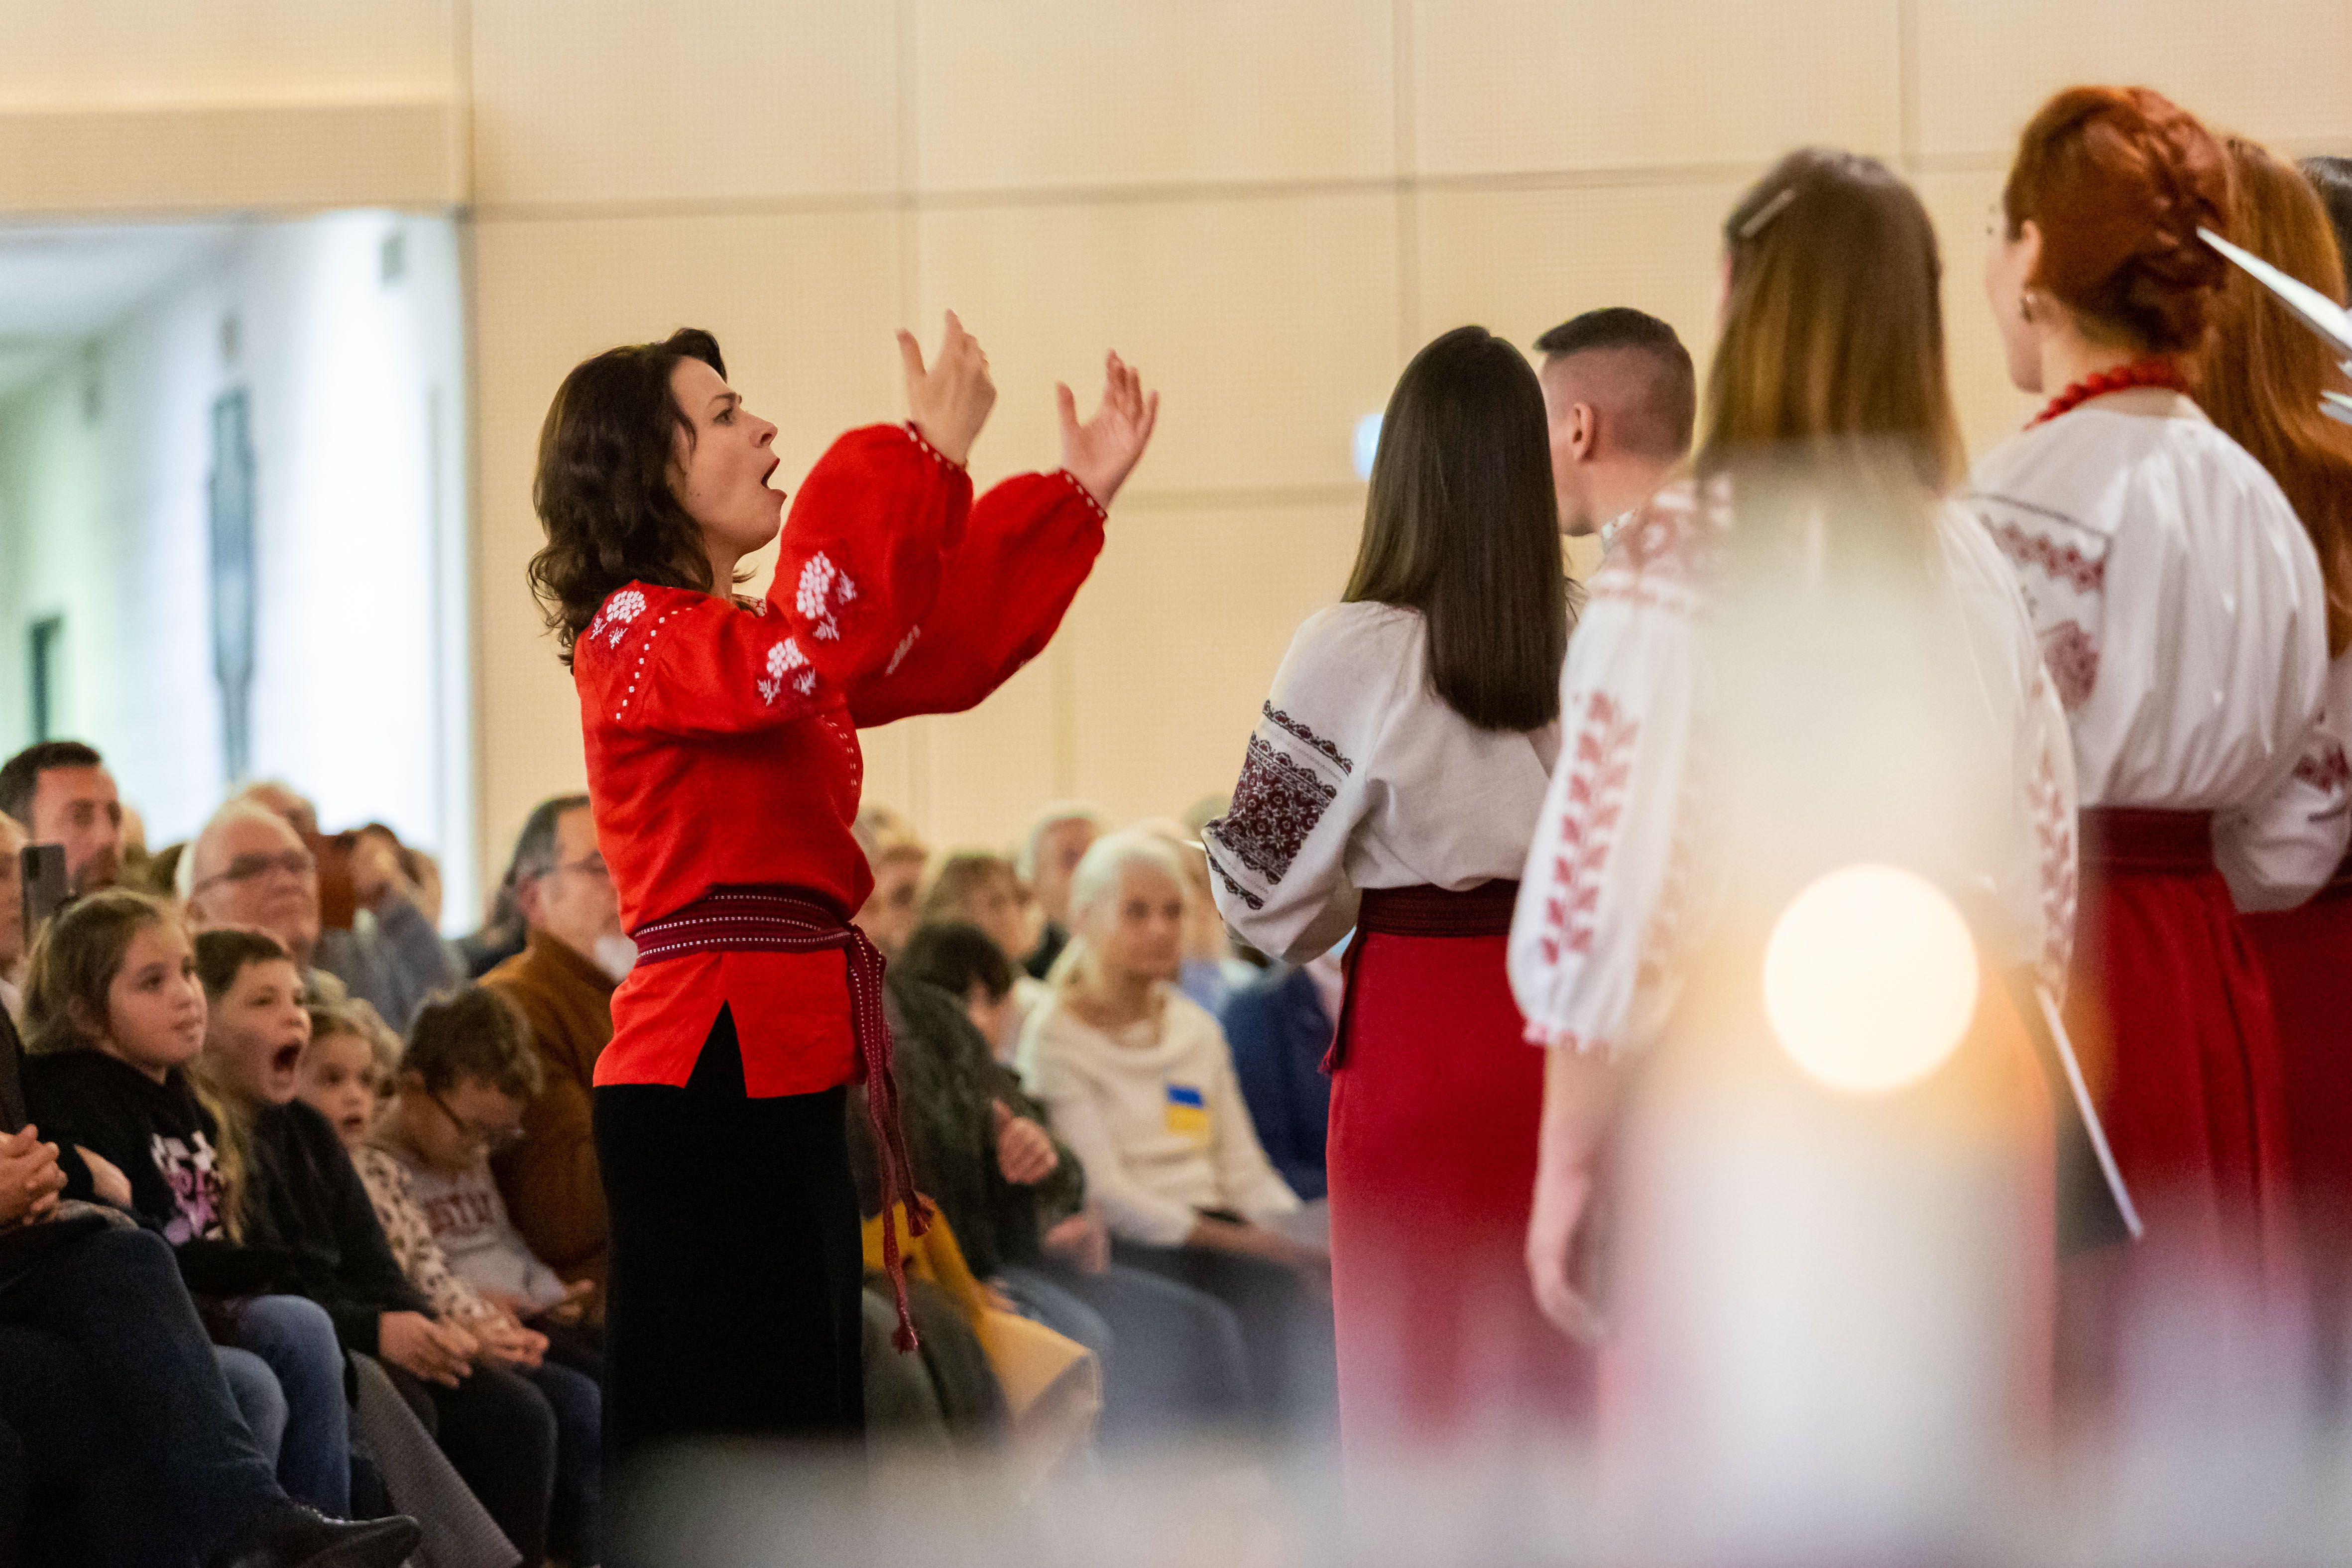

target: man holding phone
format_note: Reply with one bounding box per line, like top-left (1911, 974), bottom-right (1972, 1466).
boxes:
top-left (0, 741), bottom-right (127, 899)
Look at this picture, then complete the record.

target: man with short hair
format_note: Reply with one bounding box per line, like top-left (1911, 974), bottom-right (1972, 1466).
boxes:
top-left (482, 796), bottom-right (625, 1313)
top-left (182, 801), bottom-right (453, 1030)
top-left (1018, 802), bottom-right (1107, 979)
top-left (1532, 308), bottom-right (1697, 544)
top-left (0, 741), bottom-right (126, 896)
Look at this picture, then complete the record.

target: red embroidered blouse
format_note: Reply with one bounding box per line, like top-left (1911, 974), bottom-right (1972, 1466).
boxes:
top-left (576, 422), bottom-right (1108, 1094)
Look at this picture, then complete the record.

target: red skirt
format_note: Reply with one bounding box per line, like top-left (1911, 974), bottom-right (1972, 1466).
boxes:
top-left (2243, 863), bottom-right (2352, 1364)
top-left (1325, 881), bottom-right (1594, 1451)
top-left (2065, 810), bottom-right (2301, 1296)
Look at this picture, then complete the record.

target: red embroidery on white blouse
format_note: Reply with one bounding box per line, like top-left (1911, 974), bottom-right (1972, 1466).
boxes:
top-left (2027, 698), bottom-right (2076, 991)
top-left (1262, 703), bottom-right (1353, 776)
top-left (2039, 621), bottom-right (2100, 711)
top-left (757, 637), bottom-right (815, 706)
top-left (2295, 739), bottom-right (2352, 795)
top-left (1206, 852), bottom-right (1265, 912)
top-left (1210, 736), bottom-right (1337, 887)
top-left (1988, 521), bottom-right (2106, 594)
top-left (1638, 742), bottom-right (1710, 992)
top-left (1590, 489), bottom-right (1717, 616)
top-left (796, 551), bottom-right (859, 642)
top-left (1538, 691), bottom-right (1641, 964)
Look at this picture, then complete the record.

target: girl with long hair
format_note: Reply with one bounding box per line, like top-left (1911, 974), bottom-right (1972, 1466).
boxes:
top-left (1970, 89), bottom-right (2344, 1345)
top-left (530, 315), bottom-right (1155, 1469)
top-left (1510, 148), bottom-right (2072, 1519)
top-left (1203, 325), bottom-right (1584, 1447)
top-left (2196, 134), bottom-right (2352, 1385)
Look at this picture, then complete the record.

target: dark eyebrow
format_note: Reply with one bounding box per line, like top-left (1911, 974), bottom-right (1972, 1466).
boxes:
top-left (708, 391), bottom-right (739, 414)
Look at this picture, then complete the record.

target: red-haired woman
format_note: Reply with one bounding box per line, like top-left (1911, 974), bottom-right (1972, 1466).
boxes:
top-left (1970, 88), bottom-right (2348, 1348)
top-left (2198, 136), bottom-right (2352, 1382)
top-left (528, 317), bottom-right (1155, 1465)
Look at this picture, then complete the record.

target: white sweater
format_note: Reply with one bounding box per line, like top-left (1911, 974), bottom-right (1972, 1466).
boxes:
top-left (1021, 985), bottom-right (1300, 1248)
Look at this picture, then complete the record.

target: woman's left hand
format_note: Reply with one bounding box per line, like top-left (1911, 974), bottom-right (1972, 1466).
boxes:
top-left (1058, 351), bottom-right (1160, 510)
top-left (992, 1099), bottom-right (1059, 1186)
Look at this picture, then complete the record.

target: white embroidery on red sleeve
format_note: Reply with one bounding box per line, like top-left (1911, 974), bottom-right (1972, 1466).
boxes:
top-left (796, 552), bottom-right (859, 642)
top-left (757, 637), bottom-right (816, 706)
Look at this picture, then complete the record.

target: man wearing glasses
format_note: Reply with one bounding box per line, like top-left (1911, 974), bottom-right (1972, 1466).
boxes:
top-left (180, 802), bottom-right (455, 1032)
top-left (482, 796), bottom-right (628, 1320)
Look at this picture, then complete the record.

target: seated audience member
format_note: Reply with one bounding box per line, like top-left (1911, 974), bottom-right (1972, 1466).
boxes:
top-left (1021, 830), bottom-right (1333, 1431)
top-left (1218, 953), bottom-right (1343, 1204)
top-left (1531, 306), bottom-right (1697, 547)
top-left (303, 993), bottom-right (598, 1567)
top-left (0, 739), bottom-right (127, 895)
top-left (1134, 819), bottom-right (1257, 1017)
top-left (457, 831), bottom-right (530, 980)
top-left (355, 823), bottom-right (446, 932)
top-left (19, 892), bottom-right (358, 1520)
top-left (889, 922), bottom-right (1252, 1439)
top-left (198, 792), bottom-right (455, 1031)
top-left (853, 806), bottom-right (929, 960)
top-left (918, 851), bottom-right (1049, 1062)
top-left (0, 812), bottom-right (23, 1020)
top-left (190, 927), bottom-right (559, 1567)
top-left (0, 983), bottom-right (421, 1568)
top-left (1018, 803), bottom-right (1106, 980)
top-left (481, 795), bottom-right (622, 1313)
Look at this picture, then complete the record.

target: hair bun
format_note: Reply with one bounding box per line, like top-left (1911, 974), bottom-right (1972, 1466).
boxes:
top-left (2004, 85), bottom-right (2230, 353)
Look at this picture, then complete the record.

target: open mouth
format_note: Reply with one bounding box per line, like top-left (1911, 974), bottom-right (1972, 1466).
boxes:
top-left (762, 457), bottom-right (783, 491)
top-left (271, 1042), bottom-right (304, 1077)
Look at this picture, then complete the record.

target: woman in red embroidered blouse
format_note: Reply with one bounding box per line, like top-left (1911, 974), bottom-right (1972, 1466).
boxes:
top-left (528, 316), bottom-right (1156, 1464)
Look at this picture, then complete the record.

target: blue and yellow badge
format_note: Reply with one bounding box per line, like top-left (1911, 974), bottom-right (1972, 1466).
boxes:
top-left (1164, 1083), bottom-right (1210, 1140)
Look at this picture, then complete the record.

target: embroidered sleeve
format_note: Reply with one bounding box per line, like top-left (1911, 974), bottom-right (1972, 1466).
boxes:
top-left (771, 422), bottom-right (976, 695)
top-left (582, 585), bottom-right (838, 738)
top-left (1964, 493), bottom-right (2111, 713)
top-left (1202, 617), bottom-right (1380, 965)
top-left (2215, 699), bottom-right (2352, 912)
top-left (1508, 585), bottom-right (1704, 1058)
top-left (847, 469), bottom-right (1108, 728)
top-left (2022, 662), bottom-right (2079, 998)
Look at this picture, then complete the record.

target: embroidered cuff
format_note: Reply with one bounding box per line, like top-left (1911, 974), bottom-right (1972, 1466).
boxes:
top-left (902, 421), bottom-right (966, 471)
top-left (1057, 468), bottom-right (1110, 522)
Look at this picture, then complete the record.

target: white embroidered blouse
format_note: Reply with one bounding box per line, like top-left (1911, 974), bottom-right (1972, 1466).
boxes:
top-left (1203, 601), bottom-right (1562, 965)
top-left (1966, 398), bottom-right (2350, 910)
top-left (1507, 480), bottom-right (2078, 1059)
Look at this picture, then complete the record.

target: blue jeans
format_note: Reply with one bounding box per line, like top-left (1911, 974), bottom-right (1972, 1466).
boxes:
top-left (214, 1347), bottom-right (288, 1471)
top-left (524, 1359), bottom-right (601, 1565)
top-left (231, 1294), bottom-right (351, 1514)
top-left (999, 1260), bottom-right (1254, 1441)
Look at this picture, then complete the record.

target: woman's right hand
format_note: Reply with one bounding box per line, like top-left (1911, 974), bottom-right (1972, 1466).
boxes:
top-left (1191, 1215), bottom-right (1330, 1283)
top-left (0, 1128), bottom-right (66, 1226)
top-left (378, 1311), bottom-right (475, 1387)
top-left (897, 311), bottom-right (996, 467)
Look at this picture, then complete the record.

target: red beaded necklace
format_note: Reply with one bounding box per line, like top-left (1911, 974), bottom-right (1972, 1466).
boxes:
top-left (2028, 359), bottom-right (2190, 427)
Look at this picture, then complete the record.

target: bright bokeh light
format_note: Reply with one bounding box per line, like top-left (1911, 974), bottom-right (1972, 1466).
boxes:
top-left (1763, 863), bottom-right (1978, 1095)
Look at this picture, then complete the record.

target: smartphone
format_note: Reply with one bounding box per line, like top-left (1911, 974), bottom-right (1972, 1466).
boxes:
top-left (21, 844), bottom-right (67, 932)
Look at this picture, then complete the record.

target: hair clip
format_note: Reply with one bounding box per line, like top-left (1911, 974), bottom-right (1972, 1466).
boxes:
top-left (1738, 186), bottom-right (1799, 241)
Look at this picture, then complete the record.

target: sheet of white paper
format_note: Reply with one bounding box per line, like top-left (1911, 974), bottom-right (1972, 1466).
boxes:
top-left (2201, 227), bottom-right (2352, 357)
top-left (2037, 983), bottom-right (2144, 1242)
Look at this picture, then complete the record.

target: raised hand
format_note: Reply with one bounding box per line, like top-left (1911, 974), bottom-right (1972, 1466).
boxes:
top-left (1058, 351), bottom-right (1160, 510)
top-left (897, 311), bottom-right (997, 467)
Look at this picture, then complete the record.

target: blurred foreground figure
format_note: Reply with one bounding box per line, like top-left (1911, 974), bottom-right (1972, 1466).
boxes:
top-left (1973, 87), bottom-right (2344, 1397)
top-left (527, 316), bottom-right (1154, 1532)
top-left (1513, 148), bottom-right (2072, 1562)
top-left (1206, 325), bottom-right (1598, 1450)
top-left (2194, 135), bottom-right (2352, 1398)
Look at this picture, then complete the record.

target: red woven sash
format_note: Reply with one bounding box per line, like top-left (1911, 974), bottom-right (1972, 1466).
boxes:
top-left (633, 885), bottom-right (932, 1351)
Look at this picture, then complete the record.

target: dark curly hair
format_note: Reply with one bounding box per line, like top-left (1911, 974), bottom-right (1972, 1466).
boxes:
top-left (2001, 85), bottom-right (2230, 354)
top-left (528, 327), bottom-right (729, 667)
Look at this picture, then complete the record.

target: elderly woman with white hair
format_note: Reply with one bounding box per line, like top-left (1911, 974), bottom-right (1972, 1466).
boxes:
top-left (1020, 828), bottom-right (1332, 1431)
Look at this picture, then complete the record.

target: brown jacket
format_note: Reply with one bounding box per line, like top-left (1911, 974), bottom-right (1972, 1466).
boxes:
top-left (484, 930), bottom-right (616, 1307)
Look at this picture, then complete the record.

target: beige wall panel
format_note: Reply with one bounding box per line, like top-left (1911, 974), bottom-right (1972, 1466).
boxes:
top-left (918, 194), bottom-right (1400, 496)
top-left (1411, 0), bottom-right (1900, 177)
top-left (469, 209), bottom-right (903, 871)
top-left (913, 0), bottom-right (1395, 192)
top-left (884, 656), bottom-right (1062, 854)
top-left (470, 0), bottom-right (898, 206)
top-left (1915, 0), bottom-right (2352, 160)
top-left (1415, 180), bottom-right (1738, 386)
top-left (0, 0), bottom-right (453, 106)
top-left (1916, 171), bottom-right (2038, 464)
top-left (1064, 502), bottom-right (1365, 832)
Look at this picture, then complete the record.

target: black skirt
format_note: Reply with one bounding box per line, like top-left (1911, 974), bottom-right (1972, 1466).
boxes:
top-left (592, 1005), bottom-right (865, 1468)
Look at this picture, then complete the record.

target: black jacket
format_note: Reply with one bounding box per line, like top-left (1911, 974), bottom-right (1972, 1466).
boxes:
top-left (25, 1048), bottom-right (425, 1352)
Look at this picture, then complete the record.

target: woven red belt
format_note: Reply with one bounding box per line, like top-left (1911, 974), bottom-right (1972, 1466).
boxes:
top-left (2079, 808), bottom-right (2215, 876)
top-left (632, 885), bottom-right (931, 1351)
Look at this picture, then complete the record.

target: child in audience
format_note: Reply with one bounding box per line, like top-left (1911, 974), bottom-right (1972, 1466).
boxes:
top-left (302, 992), bottom-right (598, 1565)
top-left (18, 890), bottom-right (357, 1519)
top-left (189, 928), bottom-right (561, 1568)
top-left (917, 853), bottom-right (1050, 1062)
